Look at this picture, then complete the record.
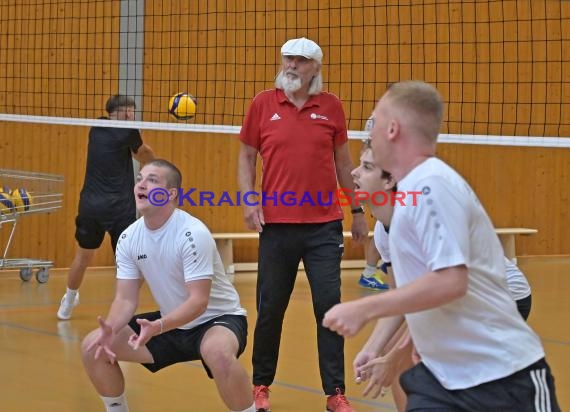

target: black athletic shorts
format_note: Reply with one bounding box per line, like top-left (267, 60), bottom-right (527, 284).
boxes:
top-left (400, 358), bottom-right (560, 412)
top-left (516, 294), bottom-right (532, 321)
top-left (128, 311), bottom-right (248, 377)
top-left (75, 213), bottom-right (134, 251)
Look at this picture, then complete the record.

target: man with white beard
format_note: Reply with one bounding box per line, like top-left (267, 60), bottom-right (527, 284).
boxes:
top-left (238, 37), bottom-right (367, 412)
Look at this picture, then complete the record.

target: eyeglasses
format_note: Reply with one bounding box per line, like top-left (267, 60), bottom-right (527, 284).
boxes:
top-left (364, 116), bottom-right (375, 133)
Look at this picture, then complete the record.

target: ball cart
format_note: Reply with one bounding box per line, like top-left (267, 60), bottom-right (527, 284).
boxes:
top-left (0, 168), bottom-right (63, 283)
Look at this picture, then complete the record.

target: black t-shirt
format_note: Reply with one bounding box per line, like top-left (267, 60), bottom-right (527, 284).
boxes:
top-left (78, 117), bottom-right (143, 218)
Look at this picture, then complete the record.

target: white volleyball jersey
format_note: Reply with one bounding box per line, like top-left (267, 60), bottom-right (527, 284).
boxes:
top-left (116, 209), bottom-right (246, 329)
top-left (390, 157), bottom-right (544, 390)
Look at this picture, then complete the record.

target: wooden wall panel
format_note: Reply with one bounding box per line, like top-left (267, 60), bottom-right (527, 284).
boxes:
top-left (1, 124), bottom-right (568, 269)
top-left (1, 1), bottom-right (569, 270)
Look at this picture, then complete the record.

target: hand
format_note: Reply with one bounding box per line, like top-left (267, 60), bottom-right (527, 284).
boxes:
top-left (85, 316), bottom-right (117, 364)
top-left (358, 355), bottom-right (394, 398)
top-left (359, 327), bottom-right (416, 398)
top-left (243, 204), bottom-right (265, 232)
top-left (127, 318), bottom-right (161, 350)
top-left (323, 300), bottom-right (367, 337)
top-left (353, 348), bottom-right (377, 383)
top-left (351, 214), bottom-right (368, 244)
top-left (359, 341), bottom-right (414, 398)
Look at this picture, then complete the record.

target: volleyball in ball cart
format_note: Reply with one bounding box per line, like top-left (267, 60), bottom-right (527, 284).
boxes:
top-left (168, 92), bottom-right (197, 120)
top-left (0, 188), bottom-right (14, 215)
top-left (11, 188), bottom-right (33, 212)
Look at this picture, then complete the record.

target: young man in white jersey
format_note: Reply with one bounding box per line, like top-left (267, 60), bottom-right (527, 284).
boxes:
top-left (349, 141), bottom-right (535, 411)
top-left (349, 141), bottom-right (413, 411)
top-left (323, 81), bottom-right (559, 411)
top-left (81, 159), bottom-right (255, 412)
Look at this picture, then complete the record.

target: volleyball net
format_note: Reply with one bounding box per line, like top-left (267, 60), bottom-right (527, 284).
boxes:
top-left (0, 0), bottom-right (569, 145)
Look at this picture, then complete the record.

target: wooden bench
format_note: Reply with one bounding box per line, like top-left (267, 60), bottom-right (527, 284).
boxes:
top-left (213, 227), bottom-right (537, 274)
top-left (212, 233), bottom-right (259, 275)
top-left (494, 228), bottom-right (538, 262)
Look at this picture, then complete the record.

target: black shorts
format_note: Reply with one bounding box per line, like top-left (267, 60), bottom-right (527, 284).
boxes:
top-left (128, 311), bottom-right (248, 377)
top-left (75, 213), bottom-right (134, 251)
top-left (400, 358), bottom-right (560, 412)
top-left (516, 294), bottom-right (532, 321)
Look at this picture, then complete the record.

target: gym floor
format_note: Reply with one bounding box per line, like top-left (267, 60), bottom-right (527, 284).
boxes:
top-left (1, 258), bottom-right (568, 411)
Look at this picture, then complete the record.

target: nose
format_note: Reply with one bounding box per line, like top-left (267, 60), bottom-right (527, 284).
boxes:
top-left (285, 58), bottom-right (297, 69)
top-left (351, 167), bottom-right (359, 178)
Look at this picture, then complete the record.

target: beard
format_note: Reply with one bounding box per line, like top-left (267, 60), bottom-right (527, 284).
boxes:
top-left (282, 75), bottom-right (302, 93)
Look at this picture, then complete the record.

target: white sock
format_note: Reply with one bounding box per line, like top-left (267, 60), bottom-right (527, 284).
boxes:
top-left (363, 264), bottom-right (376, 277)
top-left (65, 288), bottom-right (78, 304)
top-left (101, 394), bottom-right (129, 412)
top-left (231, 403), bottom-right (256, 412)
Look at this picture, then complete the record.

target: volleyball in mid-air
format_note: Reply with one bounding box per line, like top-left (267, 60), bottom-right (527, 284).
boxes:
top-left (168, 92), bottom-right (197, 120)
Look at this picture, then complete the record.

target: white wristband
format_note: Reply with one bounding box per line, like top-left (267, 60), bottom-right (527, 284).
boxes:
top-left (158, 318), bottom-right (164, 334)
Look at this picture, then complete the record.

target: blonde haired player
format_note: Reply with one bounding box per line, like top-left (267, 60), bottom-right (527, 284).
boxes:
top-left (325, 81), bottom-right (559, 411)
top-left (350, 140), bottom-right (535, 411)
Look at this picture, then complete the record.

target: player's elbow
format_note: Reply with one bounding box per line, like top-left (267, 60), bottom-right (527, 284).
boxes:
top-left (436, 265), bottom-right (469, 303)
top-left (449, 279), bottom-right (468, 301)
top-left (446, 266), bottom-right (469, 301)
top-left (132, 144), bottom-right (156, 164)
top-left (194, 295), bottom-right (210, 316)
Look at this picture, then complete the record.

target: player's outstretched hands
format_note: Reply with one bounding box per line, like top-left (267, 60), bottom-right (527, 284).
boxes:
top-left (127, 318), bottom-right (160, 350)
top-left (353, 348), bottom-right (377, 384)
top-left (323, 300), bottom-right (367, 337)
top-left (86, 316), bottom-right (117, 364)
top-left (358, 355), bottom-right (397, 398)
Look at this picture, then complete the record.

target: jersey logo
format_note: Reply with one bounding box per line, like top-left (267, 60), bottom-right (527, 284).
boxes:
top-left (270, 113), bottom-right (281, 121)
top-left (310, 113), bottom-right (329, 120)
top-left (137, 254), bottom-right (147, 260)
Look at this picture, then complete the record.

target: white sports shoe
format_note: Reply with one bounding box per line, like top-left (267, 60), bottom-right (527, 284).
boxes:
top-left (57, 292), bottom-right (80, 320)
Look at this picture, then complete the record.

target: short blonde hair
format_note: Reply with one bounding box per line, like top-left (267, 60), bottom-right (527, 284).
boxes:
top-left (385, 81), bottom-right (444, 141)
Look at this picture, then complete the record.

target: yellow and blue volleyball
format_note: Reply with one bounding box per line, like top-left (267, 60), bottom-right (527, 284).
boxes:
top-left (0, 191), bottom-right (15, 215)
top-left (11, 188), bottom-right (33, 212)
top-left (168, 92), bottom-right (197, 120)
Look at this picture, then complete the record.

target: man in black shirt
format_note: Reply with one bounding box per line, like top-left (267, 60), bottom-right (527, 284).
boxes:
top-left (57, 95), bottom-right (155, 320)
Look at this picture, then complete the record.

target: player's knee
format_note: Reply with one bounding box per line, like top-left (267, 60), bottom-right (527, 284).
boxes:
top-left (80, 330), bottom-right (99, 361)
top-left (202, 346), bottom-right (236, 376)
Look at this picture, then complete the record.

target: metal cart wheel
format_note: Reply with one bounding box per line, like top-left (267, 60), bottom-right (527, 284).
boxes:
top-left (36, 267), bottom-right (50, 283)
top-left (20, 267), bottom-right (33, 282)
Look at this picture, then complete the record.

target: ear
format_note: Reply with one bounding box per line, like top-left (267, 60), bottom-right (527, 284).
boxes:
top-left (388, 120), bottom-right (399, 141)
top-left (169, 187), bottom-right (178, 200)
top-left (383, 176), bottom-right (396, 192)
